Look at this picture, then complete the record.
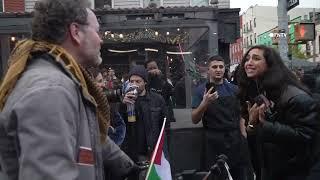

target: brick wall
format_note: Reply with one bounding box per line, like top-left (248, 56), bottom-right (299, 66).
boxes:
top-left (4, 0), bottom-right (25, 12)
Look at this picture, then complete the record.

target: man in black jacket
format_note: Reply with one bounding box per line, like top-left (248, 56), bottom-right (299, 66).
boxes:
top-left (121, 65), bottom-right (169, 180)
top-left (144, 59), bottom-right (175, 123)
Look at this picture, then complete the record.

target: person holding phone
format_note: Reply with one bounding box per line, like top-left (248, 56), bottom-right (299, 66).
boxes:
top-left (237, 45), bottom-right (320, 180)
top-left (192, 55), bottom-right (251, 180)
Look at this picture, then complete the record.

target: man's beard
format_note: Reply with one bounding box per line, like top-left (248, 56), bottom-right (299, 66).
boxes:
top-left (91, 53), bottom-right (103, 67)
top-left (78, 52), bottom-right (102, 68)
top-left (95, 55), bottom-right (103, 66)
top-left (137, 88), bottom-right (146, 96)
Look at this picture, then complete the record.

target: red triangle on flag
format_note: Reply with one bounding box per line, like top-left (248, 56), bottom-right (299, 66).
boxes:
top-left (154, 131), bottom-right (164, 165)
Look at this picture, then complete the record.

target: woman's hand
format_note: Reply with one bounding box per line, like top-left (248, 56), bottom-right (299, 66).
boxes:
top-left (258, 104), bottom-right (266, 124)
top-left (247, 101), bottom-right (267, 130)
top-left (240, 118), bottom-right (247, 138)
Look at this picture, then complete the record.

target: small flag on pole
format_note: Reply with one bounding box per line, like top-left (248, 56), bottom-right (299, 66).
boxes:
top-left (145, 118), bottom-right (172, 180)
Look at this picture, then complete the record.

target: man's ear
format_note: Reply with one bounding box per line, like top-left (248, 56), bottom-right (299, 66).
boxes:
top-left (68, 23), bottom-right (82, 45)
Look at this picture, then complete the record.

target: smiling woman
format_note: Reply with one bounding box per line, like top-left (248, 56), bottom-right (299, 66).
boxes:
top-left (244, 48), bottom-right (268, 80)
top-left (237, 45), bottom-right (320, 180)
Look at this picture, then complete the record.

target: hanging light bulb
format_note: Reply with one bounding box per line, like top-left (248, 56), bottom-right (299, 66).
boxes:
top-left (10, 36), bottom-right (16, 42)
top-left (104, 31), bottom-right (111, 36)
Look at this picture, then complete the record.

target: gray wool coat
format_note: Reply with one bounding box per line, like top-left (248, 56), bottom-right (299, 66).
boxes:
top-left (0, 54), bottom-right (134, 180)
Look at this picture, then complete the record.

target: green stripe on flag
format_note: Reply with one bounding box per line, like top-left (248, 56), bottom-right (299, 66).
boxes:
top-left (148, 165), bottom-right (161, 180)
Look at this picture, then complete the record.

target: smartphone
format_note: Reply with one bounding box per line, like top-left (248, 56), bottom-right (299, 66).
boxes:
top-left (206, 82), bottom-right (216, 93)
top-left (253, 94), bottom-right (270, 106)
top-left (253, 95), bottom-right (264, 106)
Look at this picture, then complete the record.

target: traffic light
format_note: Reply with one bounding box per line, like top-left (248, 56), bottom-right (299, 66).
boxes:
top-left (294, 23), bottom-right (315, 41)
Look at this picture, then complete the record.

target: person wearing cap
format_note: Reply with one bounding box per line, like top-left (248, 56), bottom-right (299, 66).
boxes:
top-left (121, 65), bottom-right (169, 180)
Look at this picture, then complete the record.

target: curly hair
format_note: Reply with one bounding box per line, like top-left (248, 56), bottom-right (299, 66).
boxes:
top-left (32, 0), bottom-right (90, 44)
top-left (237, 45), bottom-right (308, 104)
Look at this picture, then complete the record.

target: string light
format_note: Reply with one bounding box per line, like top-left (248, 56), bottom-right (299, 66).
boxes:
top-left (10, 36), bottom-right (16, 42)
top-left (145, 48), bottom-right (159, 52)
top-left (103, 28), bottom-right (188, 45)
top-left (108, 49), bottom-right (138, 53)
top-left (104, 31), bottom-right (111, 36)
top-left (166, 51), bottom-right (192, 55)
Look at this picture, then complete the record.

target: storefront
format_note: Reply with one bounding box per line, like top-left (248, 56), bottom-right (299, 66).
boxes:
top-left (0, 11), bottom-right (32, 77)
top-left (96, 6), bottom-right (240, 109)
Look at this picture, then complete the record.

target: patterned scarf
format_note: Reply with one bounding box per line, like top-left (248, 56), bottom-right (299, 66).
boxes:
top-left (0, 39), bottom-right (109, 142)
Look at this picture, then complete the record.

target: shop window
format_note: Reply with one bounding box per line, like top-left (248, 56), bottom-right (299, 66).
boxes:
top-left (144, 0), bottom-right (161, 8)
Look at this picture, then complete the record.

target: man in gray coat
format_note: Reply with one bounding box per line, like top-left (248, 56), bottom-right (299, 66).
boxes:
top-left (0, 0), bottom-right (136, 179)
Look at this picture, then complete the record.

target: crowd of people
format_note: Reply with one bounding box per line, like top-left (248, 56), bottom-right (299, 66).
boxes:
top-left (0, 0), bottom-right (320, 180)
top-left (88, 62), bottom-right (174, 179)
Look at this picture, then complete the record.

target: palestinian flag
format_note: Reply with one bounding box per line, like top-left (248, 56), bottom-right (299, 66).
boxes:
top-left (145, 118), bottom-right (172, 180)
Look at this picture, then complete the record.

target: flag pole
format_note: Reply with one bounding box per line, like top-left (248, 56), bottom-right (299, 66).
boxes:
top-left (145, 117), bottom-right (167, 179)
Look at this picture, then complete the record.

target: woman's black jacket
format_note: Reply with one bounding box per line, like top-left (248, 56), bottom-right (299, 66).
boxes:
top-left (249, 85), bottom-right (320, 179)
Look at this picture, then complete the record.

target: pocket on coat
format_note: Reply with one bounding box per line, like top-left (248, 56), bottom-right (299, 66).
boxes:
top-left (149, 107), bottom-right (162, 128)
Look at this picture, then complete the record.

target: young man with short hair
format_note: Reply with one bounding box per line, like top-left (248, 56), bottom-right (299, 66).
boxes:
top-left (192, 55), bottom-right (251, 180)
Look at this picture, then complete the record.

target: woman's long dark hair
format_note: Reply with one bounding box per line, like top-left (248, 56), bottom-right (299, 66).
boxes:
top-left (237, 45), bottom-right (309, 105)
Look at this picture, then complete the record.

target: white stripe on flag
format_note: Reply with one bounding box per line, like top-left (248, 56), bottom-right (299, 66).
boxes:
top-left (154, 151), bottom-right (172, 180)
